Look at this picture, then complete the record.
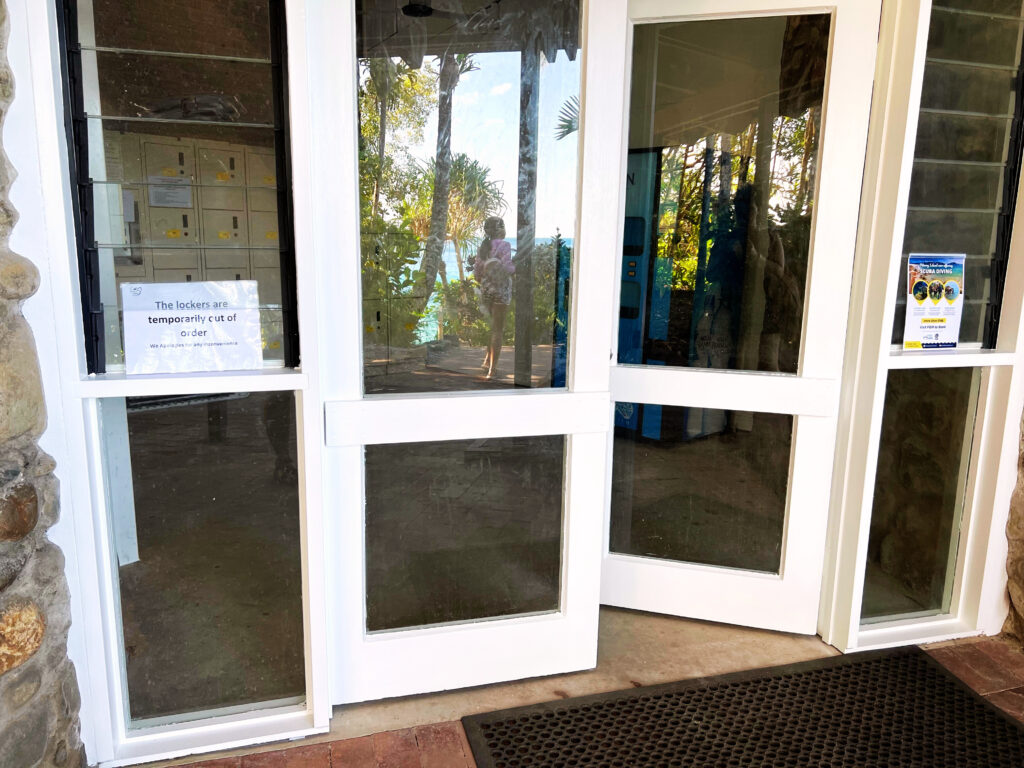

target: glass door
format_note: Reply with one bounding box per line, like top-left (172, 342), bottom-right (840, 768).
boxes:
top-left (321, 0), bottom-right (618, 705)
top-left (602, 0), bottom-right (883, 634)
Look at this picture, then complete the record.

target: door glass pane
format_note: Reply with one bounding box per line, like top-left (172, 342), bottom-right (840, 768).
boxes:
top-left (610, 404), bottom-right (793, 574)
top-left (100, 391), bottom-right (304, 725)
top-left (364, 435), bottom-right (565, 632)
top-left (356, 1), bottom-right (581, 394)
top-left (891, 4), bottom-right (1024, 347)
top-left (861, 368), bottom-right (980, 623)
top-left (78, 0), bottom-right (293, 369)
top-left (618, 15), bottom-right (830, 374)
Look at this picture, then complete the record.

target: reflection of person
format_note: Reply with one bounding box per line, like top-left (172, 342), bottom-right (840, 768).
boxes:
top-left (474, 216), bottom-right (515, 379)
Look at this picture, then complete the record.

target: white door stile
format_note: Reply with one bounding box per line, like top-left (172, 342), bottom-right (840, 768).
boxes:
top-left (570, 0), bottom-right (631, 394)
top-left (817, 0), bottom-right (933, 651)
top-left (603, 0), bottom-right (883, 635)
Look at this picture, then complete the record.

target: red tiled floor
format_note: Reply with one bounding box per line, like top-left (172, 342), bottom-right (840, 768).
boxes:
top-left (240, 744), bottom-right (330, 767)
top-left (330, 734), bottom-right (377, 767)
top-left (926, 641), bottom-right (1024, 695)
top-left (988, 686), bottom-right (1024, 721)
top-left (187, 759), bottom-right (241, 768)
top-left (372, 728), bottom-right (422, 768)
top-left (414, 722), bottom-right (474, 768)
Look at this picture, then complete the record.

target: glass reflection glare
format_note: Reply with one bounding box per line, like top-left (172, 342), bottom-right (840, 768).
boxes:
top-left (356, 0), bottom-right (580, 393)
top-left (619, 15), bottom-right (830, 375)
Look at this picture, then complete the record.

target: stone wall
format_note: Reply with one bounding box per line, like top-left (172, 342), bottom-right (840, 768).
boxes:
top-left (1005, 421), bottom-right (1024, 640)
top-left (0, 1), bottom-right (85, 765)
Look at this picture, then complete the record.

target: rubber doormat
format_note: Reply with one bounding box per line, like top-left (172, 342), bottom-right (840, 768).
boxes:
top-left (462, 647), bottom-right (1024, 767)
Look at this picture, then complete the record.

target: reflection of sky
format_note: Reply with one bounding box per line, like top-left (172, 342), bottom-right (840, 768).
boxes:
top-left (412, 51), bottom-right (580, 240)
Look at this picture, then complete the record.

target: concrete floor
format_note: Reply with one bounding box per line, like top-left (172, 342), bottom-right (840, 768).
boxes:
top-left (155, 606), bottom-right (837, 766)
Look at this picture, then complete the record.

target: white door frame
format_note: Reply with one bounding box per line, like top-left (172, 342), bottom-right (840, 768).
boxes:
top-left (600, 0), bottom-right (883, 635)
top-left (320, 0), bottom-right (626, 705)
top-left (819, 0), bottom-right (1024, 652)
top-left (12, 0), bottom-right (332, 764)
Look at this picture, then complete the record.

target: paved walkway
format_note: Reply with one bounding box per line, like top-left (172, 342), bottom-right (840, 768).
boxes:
top-left (176, 634), bottom-right (1024, 768)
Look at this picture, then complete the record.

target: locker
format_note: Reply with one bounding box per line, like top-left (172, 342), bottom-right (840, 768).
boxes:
top-left (113, 246), bottom-right (147, 278)
top-left (204, 248), bottom-right (249, 269)
top-left (146, 208), bottom-right (197, 246)
top-left (152, 248), bottom-right (200, 270)
top-left (198, 144), bottom-right (245, 211)
top-left (253, 266), bottom-right (283, 306)
top-left (154, 268), bottom-right (200, 283)
top-left (249, 211), bottom-right (280, 267)
top-left (201, 210), bottom-right (248, 247)
top-left (246, 150), bottom-right (278, 212)
top-left (205, 267), bottom-right (251, 282)
top-left (363, 299), bottom-right (386, 337)
top-left (143, 140), bottom-right (195, 180)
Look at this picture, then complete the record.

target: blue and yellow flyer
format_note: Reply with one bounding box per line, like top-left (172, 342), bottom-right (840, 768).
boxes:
top-left (903, 254), bottom-right (966, 350)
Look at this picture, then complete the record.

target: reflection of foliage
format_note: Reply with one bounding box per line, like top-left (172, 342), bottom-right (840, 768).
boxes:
top-left (401, 153), bottom-right (506, 282)
top-left (358, 58), bottom-right (437, 225)
top-left (555, 95), bottom-right (579, 140)
top-left (361, 229), bottom-right (425, 348)
top-left (651, 108), bottom-right (818, 296)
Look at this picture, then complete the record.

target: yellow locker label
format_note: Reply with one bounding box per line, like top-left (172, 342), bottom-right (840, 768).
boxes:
top-left (904, 341), bottom-right (923, 349)
top-left (165, 229), bottom-right (181, 239)
top-left (218, 231), bottom-right (231, 240)
top-left (263, 175), bottom-right (276, 185)
top-left (161, 167), bottom-right (177, 177)
top-left (365, 325), bottom-right (375, 333)
top-left (216, 171), bottom-right (230, 182)
top-left (265, 231), bottom-right (278, 240)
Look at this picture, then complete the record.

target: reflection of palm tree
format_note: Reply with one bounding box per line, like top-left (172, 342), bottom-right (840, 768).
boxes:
top-left (419, 53), bottom-right (478, 311)
top-left (554, 94), bottom-right (579, 140)
top-left (405, 154), bottom-right (506, 282)
top-left (365, 58), bottom-right (416, 220)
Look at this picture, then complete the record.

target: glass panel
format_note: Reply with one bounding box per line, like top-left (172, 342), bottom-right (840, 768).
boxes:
top-left (364, 435), bottom-right (565, 632)
top-left (891, 5), bottom-right (1024, 346)
top-left (91, 0), bottom-right (272, 58)
top-left (861, 368), bottom-right (980, 622)
top-left (610, 404), bottom-right (793, 574)
top-left (356, 0), bottom-right (581, 394)
top-left (80, 0), bottom-right (290, 369)
top-left (101, 391), bottom-right (304, 724)
top-left (618, 15), bottom-right (830, 374)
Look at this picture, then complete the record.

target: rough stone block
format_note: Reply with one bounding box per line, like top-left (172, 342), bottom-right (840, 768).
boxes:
top-left (0, 481), bottom-right (37, 541)
top-left (0, 599), bottom-right (44, 674)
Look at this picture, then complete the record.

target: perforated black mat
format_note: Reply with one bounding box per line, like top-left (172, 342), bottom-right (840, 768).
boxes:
top-left (462, 647), bottom-right (1024, 767)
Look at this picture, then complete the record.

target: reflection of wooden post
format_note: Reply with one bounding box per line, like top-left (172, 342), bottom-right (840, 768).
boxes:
top-left (736, 97), bottom-right (774, 373)
top-left (515, 44), bottom-right (540, 388)
top-left (734, 97), bottom-right (776, 432)
top-left (688, 136), bottom-right (715, 365)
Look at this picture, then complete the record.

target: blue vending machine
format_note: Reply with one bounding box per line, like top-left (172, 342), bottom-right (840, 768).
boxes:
top-left (615, 149), bottom-right (671, 439)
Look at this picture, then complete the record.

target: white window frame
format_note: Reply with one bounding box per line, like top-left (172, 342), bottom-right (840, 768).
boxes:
top-left (819, 0), bottom-right (1024, 652)
top-left (10, 0), bottom-right (331, 764)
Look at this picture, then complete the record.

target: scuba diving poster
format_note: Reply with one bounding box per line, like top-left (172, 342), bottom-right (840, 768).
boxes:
top-left (903, 254), bottom-right (966, 350)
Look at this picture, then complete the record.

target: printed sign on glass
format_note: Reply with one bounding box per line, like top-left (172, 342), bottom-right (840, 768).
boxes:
top-left (121, 281), bottom-right (262, 374)
top-left (903, 254), bottom-right (966, 350)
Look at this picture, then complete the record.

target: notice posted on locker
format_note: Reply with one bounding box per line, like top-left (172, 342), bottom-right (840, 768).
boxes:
top-left (121, 281), bottom-right (262, 375)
